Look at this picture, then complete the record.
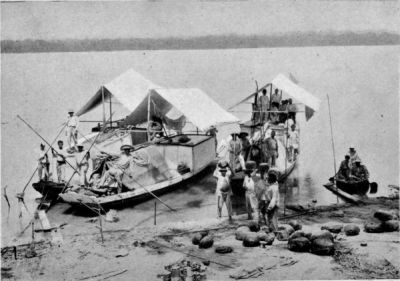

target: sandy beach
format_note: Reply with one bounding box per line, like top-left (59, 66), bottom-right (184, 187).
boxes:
top-left (2, 192), bottom-right (399, 280)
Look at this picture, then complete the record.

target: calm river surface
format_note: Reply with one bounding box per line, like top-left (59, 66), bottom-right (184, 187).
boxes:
top-left (1, 45), bottom-right (398, 246)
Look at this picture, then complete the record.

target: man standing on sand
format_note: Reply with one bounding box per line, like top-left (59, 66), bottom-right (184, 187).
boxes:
top-left (214, 165), bottom-right (233, 223)
top-left (66, 109), bottom-right (79, 150)
top-left (228, 133), bottom-right (242, 174)
top-left (243, 168), bottom-right (257, 220)
top-left (266, 171), bottom-right (280, 232)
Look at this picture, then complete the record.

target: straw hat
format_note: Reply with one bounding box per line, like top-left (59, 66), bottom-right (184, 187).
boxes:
top-left (120, 144), bottom-right (134, 151)
top-left (68, 108), bottom-right (74, 113)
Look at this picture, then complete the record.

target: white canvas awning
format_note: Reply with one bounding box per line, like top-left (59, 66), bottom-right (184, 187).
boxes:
top-left (76, 69), bottom-right (160, 117)
top-left (124, 88), bottom-right (240, 131)
top-left (271, 74), bottom-right (320, 111)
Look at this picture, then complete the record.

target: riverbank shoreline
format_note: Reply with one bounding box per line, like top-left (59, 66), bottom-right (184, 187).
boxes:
top-left (2, 196), bottom-right (399, 280)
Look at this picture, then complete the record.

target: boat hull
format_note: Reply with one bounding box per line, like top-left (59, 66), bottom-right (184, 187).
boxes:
top-left (335, 179), bottom-right (370, 195)
top-left (32, 181), bottom-right (65, 201)
top-left (60, 164), bottom-right (213, 211)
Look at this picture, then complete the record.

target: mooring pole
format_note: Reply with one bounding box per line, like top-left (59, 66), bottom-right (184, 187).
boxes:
top-left (154, 201), bottom-right (157, 225)
top-left (98, 210), bottom-right (104, 243)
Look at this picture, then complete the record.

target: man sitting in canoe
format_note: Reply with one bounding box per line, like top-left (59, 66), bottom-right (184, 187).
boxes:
top-left (337, 155), bottom-right (351, 181)
top-left (349, 159), bottom-right (369, 182)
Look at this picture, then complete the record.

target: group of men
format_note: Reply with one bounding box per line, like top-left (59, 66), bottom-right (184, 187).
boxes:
top-left (37, 141), bottom-right (90, 186)
top-left (37, 109), bottom-right (90, 186)
top-left (337, 146), bottom-right (369, 181)
top-left (213, 160), bottom-right (280, 231)
top-left (257, 88), bottom-right (297, 125)
top-left (228, 129), bottom-right (286, 172)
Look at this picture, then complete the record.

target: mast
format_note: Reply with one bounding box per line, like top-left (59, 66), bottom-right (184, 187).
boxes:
top-left (101, 86), bottom-right (106, 128)
top-left (327, 94), bottom-right (339, 204)
top-left (109, 94), bottom-right (112, 128)
top-left (147, 90), bottom-right (151, 141)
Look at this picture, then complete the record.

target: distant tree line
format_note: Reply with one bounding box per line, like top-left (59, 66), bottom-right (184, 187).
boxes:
top-left (1, 32), bottom-right (399, 53)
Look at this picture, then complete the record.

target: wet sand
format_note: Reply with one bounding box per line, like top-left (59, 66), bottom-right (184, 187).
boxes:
top-left (2, 191), bottom-right (399, 280)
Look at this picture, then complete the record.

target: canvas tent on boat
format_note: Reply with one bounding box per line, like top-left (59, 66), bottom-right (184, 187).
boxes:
top-left (75, 69), bottom-right (160, 118)
top-left (124, 88), bottom-right (240, 132)
top-left (228, 73), bottom-right (320, 121)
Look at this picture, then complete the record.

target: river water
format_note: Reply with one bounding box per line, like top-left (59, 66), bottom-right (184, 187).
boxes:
top-left (1, 45), bottom-right (399, 246)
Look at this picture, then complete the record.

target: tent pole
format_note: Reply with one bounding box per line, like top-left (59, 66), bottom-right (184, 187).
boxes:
top-left (101, 87), bottom-right (106, 128)
top-left (147, 91), bottom-right (151, 141)
top-left (109, 94), bottom-right (112, 128)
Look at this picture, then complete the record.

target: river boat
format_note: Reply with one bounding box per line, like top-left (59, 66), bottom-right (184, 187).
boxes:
top-left (222, 74), bottom-right (320, 196)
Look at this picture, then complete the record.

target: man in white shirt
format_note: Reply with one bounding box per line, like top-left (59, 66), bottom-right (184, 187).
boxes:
top-left (266, 171), bottom-right (280, 232)
top-left (243, 169), bottom-right (257, 220)
top-left (287, 124), bottom-right (299, 162)
top-left (213, 165), bottom-right (233, 222)
top-left (257, 89), bottom-right (270, 123)
top-left (99, 144), bottom-right (133, 193)
top-left (75, 144), bottom-right (90, 187)
top-left (37, 143), bottom-right (49, 181)
top-left (66, 109), bottom-right (79, 150)
top-left (52, 140), bottom-right (69, 182)
top-left (271, 89), bottom-right (282, 109)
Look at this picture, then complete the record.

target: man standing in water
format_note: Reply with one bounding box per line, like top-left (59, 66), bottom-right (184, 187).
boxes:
top-left (266, 171), bottom-right (280, 232)
top-left (75, 144), bottom-right (90, 187)
top-left (214, 165), bottom-right (233, 223)
top-left (38, 143), bottom-right (49, 181)
top-left (66, 109), bottom-right (79, 151)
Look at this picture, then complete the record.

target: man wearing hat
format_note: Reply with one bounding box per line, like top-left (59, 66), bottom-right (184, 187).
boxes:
top-left (350, 159), bottom-right (369, 181)
top-left (66, 109), bottom-right (80, 150)
top-left (75, 144), bottom-right (90, 187)
top-left (348, 146), bottom-right (360, 169)
top-left (99, 144), bottom-right (133, 193)
top-left (37, 143), bottom-right (49, 181)
top-left (213, 162), bottom-right (233, 222)
top-left (206, 125), bottom-right (218, 152)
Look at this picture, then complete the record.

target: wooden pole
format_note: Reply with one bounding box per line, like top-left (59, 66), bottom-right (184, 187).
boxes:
top-left (284, 116), bottom-right (288, 217)
top-left (102, 87), bottom-right (106, 127)
top-left (327, 94), bottom-right (339, 204)
top-left (154, 201), bottom-right (157, 225)
top-left (98, 210), bottom-right (104, 243)
top-left (31, 221), bottom-right (35, 241)
top-left (147, 91), bottom-right (151, 141)
top-left (109, 95), bottom-right (112, 128)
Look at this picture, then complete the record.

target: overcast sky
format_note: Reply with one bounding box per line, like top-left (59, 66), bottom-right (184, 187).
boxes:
top-left (1, 0), bottom-right (398, 41)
